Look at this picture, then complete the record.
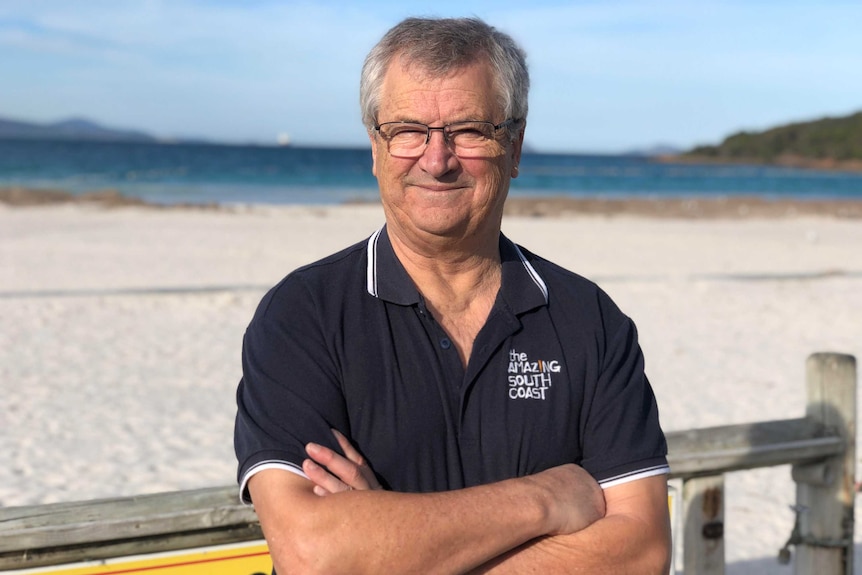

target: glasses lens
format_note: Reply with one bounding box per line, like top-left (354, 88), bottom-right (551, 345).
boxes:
top-left (447, 122), bottom-right (498, 158)
top-left (379, 123), bottom-right (428, 157)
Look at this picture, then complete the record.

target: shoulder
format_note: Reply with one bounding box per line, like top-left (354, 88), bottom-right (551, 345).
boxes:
top-left (252, 237), bottom-right (369, 322)
top-left (516, 243), bottom-right (625, 319)
top-left (289, 236), bottom-right (368, 287)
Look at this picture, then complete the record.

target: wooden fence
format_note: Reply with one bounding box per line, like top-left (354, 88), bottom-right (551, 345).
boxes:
top-left (0, 352), bottom-right (856, 574)
top-left (669, 352), bottom-right (857, 574)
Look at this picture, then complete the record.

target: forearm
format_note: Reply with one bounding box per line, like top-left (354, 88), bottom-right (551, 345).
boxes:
top-left (250, 464), bottom-right (604, 575)
top-left (469, 512), bottom-right (672, 575)
top-left (308, 483), bottom-right (540, 574)
top-left (470, 475), bottom-right (672, 575)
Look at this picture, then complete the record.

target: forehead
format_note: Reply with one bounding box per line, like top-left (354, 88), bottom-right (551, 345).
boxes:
top-left (378, 56), bottom-right (502, 122)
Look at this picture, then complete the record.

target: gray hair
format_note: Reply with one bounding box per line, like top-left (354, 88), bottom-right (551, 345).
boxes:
top-left (360, 17), bottom-right (529, 132)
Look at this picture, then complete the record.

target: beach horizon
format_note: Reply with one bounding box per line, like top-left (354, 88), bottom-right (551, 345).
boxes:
top-left (3, 185), bottom-right (862, 219)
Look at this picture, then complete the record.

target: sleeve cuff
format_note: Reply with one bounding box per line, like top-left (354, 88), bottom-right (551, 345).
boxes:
top-left (239, 460), bottom-right (309, 504)
top-left (598, 464), bottom-right (670, 489)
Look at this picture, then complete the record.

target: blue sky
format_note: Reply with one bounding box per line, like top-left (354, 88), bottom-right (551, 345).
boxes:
top-left (1, 0), bottom-right (860, 153)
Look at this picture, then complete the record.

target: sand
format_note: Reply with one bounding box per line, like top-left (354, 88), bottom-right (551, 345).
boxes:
top-left (1, 193), bottom-right (861, 573)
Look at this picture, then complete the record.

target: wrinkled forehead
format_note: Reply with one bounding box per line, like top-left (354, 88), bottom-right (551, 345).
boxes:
top-left (378, 56), bottom-right (503, 122)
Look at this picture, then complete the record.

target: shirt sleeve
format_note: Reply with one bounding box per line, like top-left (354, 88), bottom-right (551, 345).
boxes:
top-left (233, 273), bottom-right (350, 504)
top-left (579, 298), bottom-right (669, 487)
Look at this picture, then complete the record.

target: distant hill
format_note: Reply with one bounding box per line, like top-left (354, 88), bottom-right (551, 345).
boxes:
top-left (676, 110), bottom-right (862, 171)
top-left (0, 116), bottom-right (157, 143)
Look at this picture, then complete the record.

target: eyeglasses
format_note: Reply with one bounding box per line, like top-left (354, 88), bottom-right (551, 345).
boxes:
top-left (373, 119), bottom-right (519, 159)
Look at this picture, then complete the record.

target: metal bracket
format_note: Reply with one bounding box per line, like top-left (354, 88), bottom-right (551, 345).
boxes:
top-left (791, 460), bottom-right (835, 487)
top-left (777, 504), bottom-right (853, 564)
top-left (777, 504), bottom-right (804, 564)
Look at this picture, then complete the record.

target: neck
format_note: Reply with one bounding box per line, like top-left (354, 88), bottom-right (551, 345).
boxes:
top-left (387, 226), bottom-right (502, 367)
top-left (387, 225), bottom-right (501, 300)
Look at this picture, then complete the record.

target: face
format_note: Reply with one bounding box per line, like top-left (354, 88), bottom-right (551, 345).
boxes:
top-left (370, 56), bottom-right (524, 249)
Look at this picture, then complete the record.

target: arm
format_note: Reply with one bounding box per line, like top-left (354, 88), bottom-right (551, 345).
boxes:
top-left (248, 456), bottom-right (605, 575)
top-left (305, 431), bottom-right (670, 575)
top-left (468, 475), bottom-right (671, 574)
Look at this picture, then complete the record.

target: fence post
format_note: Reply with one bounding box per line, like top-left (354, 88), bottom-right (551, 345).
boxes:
top-left (793, 352), bottom-right (857, 575)
top-left (683, 474), bottom-right (725, 574)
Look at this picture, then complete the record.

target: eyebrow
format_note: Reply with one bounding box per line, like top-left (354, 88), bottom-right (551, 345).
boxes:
top-left (382, 117), bottom-right (488, 125)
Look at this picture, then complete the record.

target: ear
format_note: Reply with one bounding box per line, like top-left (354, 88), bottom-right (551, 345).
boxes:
top-left (369, 131), bottom-right (379, 177)
top-left (510, 120), bottom-right (526, 178)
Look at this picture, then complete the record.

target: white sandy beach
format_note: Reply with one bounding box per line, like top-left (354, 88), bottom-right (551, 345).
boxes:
top-left (1, 199), bottom-right (861, 573)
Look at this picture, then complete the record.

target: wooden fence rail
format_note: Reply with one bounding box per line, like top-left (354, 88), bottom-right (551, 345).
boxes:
top-left (0, 352), bottom-right (856, 573)
top-left (668, 353), bottom-right (857, 574)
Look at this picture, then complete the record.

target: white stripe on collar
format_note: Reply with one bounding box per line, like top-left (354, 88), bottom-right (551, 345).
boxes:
top-left (512, 243), bottom-right (549, 303)
top-left (366, 227), bottom-right (384, 297)
top-left (367, 229), bottom-right (548, 304)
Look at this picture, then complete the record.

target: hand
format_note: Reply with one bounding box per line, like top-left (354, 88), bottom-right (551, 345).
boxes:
top-left (528, 463), bottom-right (606, 535)
top-left (303, 428), bottom-right (382, 496)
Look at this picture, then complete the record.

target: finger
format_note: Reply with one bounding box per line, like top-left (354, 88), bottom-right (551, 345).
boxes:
top-left (303, 458), bottom-right (347, 495)
top-left (306, 442), bottom-right (372, 490)
top-left (331, 428), bottom-right (365, 464)
top-left (330, 430), bottom-right (382, 490)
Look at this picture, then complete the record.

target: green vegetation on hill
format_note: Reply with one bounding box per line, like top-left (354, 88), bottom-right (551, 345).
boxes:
top-left (682, 110), bottom-right (862, 169)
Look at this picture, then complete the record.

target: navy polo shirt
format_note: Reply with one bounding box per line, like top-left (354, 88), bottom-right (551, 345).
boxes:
top-left (235, 226), bottom-right (668, 503)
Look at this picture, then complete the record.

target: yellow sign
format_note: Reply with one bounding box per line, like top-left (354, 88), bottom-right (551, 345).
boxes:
top-left (11, 541), bottom-right (271, 575)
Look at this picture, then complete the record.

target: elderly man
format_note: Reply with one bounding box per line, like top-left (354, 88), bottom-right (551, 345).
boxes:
top-left (235, 16), bottom-right (671, 574)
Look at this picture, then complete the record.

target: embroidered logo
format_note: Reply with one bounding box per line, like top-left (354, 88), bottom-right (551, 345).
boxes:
top-left (507, 348), bottom-right (561, 400)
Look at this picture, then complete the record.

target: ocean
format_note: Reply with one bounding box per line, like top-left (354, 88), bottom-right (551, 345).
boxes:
top-left (2, 139), bottom-right (861, 206)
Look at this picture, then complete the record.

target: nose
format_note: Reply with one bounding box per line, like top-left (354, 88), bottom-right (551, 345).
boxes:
top-left (418, 128), bottom-right (458, 176)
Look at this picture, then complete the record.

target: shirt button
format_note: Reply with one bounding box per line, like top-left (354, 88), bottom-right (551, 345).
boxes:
top-left (440, 338), bottom-right (452, 350)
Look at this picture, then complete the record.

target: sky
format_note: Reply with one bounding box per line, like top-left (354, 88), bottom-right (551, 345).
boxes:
top-left (1, 0), bottom-right (861, 154)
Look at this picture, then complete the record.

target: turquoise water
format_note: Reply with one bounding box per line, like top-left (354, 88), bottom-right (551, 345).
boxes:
top-left (1, 139), bottom-right (861, 205)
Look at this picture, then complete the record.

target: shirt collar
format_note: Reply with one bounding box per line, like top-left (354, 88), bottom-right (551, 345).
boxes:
top-left (365, 225), bottom-right (549, 312)
top-left (365, 226), bottom-right (421, 305)
top-left (499, 235), bottom-right (549, 313)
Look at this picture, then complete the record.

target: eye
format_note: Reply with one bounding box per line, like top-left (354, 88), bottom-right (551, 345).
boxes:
top-left (448, 123), bottom-right (491, 142)
top-left (386, 124), bottom-right (427, 138)
top-left (453, 128), bottom-right (484, 138)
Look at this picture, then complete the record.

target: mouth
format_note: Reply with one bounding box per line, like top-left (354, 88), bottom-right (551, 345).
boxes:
top-left (406, 182), bottom-right (468, 193)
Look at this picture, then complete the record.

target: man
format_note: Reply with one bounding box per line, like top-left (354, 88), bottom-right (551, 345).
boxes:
top-left (235, 17), bottom-right (671, 574)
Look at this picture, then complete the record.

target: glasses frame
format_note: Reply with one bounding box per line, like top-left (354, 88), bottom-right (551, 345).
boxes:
top-left (373, 118), bottom-right (520, 158)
